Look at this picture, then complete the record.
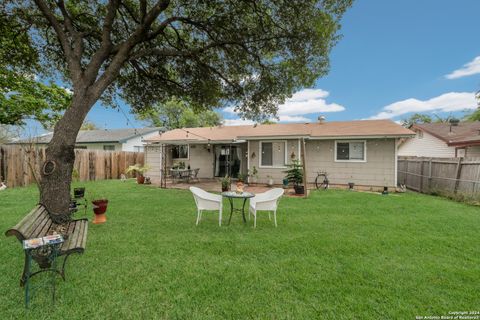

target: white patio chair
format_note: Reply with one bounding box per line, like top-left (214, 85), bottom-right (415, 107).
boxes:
top-left (189, 186), bottom-right (223, 226)
top-left (249, 188), bottom-right (284, 228)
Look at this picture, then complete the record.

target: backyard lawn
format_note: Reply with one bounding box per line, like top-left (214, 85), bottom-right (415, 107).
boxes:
top-left (0, 180), bottom-right (478, 319)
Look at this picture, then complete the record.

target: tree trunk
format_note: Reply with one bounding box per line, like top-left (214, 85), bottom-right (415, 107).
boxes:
top-left (40, 97), bottom-right (93, 223)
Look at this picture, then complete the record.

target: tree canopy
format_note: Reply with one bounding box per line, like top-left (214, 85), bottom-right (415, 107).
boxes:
top-left (0, 10), bottom-right (71, 127)
top-left (401, 113), bottom-right (433, 127)
top-left (1, 0), bottom-right (353, 218)
top-left (465, 109), bottom-right (480, 121)
top-left (137, 97), bottom-right (221, 129)
top-left (3, 0), bottom-right (352, 122)
top-left (80, 119), bottom-right (100, 130)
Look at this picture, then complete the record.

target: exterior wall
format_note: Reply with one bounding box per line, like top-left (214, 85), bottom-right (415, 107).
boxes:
top-left (75, 143), bottom-right (122, 150)
top-left (466, 146), bottom-right (480, 158)
top-left (144, 139), bottom-right (398, 187)
top-left (398, 131), bottom-right (455, 158)
top-left (182, 144), bottom-right (215, 179)
top-left (248, 139), bottom-right (299, 184)
top-left (122, 131), bottom-right (160, 151)
top-left (144, 145), bottom-right (162, 184)
top-left (305, 139), bottom-right (396, 187)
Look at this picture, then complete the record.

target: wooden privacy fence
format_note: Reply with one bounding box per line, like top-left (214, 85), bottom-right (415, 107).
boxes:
top-left (398, 156), bottom-right (480, 195)
top-left (0, 145), bottom-right (144, 188)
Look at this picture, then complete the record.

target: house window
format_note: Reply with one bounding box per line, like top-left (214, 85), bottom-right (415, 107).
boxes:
top-left (172, 144), bottom-right (189, 159)
top-left (103, 145), bottom-right (115, 151)
top-left (260, 141), bottom-right (286, 167)
top-left (335, 141), bottom-right (366, 162)
top-left (74, 145), bottom-right (87, 149)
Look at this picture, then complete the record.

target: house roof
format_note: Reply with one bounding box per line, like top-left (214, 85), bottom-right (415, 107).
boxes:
top-left (12, 127), bottom-right (163, 144)
top-left (411, 122), bottom-right (480, 146)
top-left (146, 120), bottom-right (414, 144)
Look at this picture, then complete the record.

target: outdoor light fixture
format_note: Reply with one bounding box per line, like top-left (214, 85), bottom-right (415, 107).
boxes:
top-left (290, 151), bottom-right (296, 159)
top-left (251, 152), bottom-right (256, 159)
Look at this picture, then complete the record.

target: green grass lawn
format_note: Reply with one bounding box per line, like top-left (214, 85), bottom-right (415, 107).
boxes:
top-left (0, 180), bottom-right (478, 319)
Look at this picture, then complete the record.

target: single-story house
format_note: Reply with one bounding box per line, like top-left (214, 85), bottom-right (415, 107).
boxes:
top-left (11, 127), bottom-right (163, 152)
top-left (144, 119), bottom-right (414, 189)
top-left (398, 121), bottom-right (480, 158)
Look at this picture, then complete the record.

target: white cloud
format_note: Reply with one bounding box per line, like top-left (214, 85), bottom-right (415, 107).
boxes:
top-left (223, 119), bottom-right (255, 126)
top-left (445, 56), bottom-right (480, 79)
top-left (222, 88), bottom-right (345, 123)
top-left (278, 115), bottom-right (311, 122)
top-left (368, 92), bottom-right (477, 120)
top-left (61, 86), bottom-right (73, 95)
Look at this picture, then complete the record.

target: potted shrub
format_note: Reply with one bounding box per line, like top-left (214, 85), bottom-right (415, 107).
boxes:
top-left (221, 175), bottom-right (231, 192)
top-left (126, 164), bottom-right (150, 184)
top-left (284, 159), bottom-right (304, 194)
top-left (90, 192), bottom-right (109, 224)
top-left (248, 166), bottom-right (258, 185)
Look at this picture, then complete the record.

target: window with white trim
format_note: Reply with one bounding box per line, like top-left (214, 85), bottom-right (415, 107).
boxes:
top-left (260, 141), bottom-right (286, 167)
top-left (103, 145), bottom-right (115, 151)
top-left (335, 141), bottom-right (366, 162)
top-left (172, 144), bottom-right (189, 159)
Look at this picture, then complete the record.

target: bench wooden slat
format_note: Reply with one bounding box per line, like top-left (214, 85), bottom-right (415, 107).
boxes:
top-left (26, 211), bottom-right (50, 239)
top-left (80, 221), bottom-right (88, 250)
top-left (67, 221), bottom-right (81, 251)
top-left (20, 207), bottom-right (44, 238)
top-left (75, 220), bottom-right (86, 249)
top-left (39, 219), bottom-right (53, 239)
top-left (7, 205), bottom-right (47, 240)
top-left (60, 221), bottom-right (77, 252)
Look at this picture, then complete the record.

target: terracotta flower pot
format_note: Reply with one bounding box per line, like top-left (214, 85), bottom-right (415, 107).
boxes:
top-left (92, 199), bottom-right (108, 224)
top-left (136, 175), bottom-right (145, 184)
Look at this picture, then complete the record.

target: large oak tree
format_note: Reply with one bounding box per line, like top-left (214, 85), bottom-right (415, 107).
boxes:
top-left (3, 0), bottom-right (352, 223)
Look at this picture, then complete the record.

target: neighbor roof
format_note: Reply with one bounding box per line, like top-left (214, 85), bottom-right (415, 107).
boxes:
top-left (411, 122), bottom-right (480, 146)
top-left (13, 127), bottom-right (163, 144)
top-left (146, 120), bottom-right (414, 144)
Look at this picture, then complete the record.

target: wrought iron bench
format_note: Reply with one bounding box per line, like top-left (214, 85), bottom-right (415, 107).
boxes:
top-left (5, 204), bottom-right (88, 286)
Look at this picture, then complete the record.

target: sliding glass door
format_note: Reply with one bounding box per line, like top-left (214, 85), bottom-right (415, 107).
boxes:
top-left (214, 145), bottom-right (242, 178)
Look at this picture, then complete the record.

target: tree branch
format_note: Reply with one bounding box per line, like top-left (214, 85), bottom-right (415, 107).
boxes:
top-left (33, 0), bottom-right (70, 57)
top-left (88, 0), bottom-right (171, 102)
top-left (84, 0), bottom-right (120, 83)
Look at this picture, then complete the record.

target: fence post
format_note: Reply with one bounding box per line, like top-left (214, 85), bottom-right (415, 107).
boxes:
top-left (419, 159), bottom-right (424, 192)
top-left (453, 157), bottom-right (463, 194)
top-left (428, 158), bottom-right (432, 192)
top-left (0, 146), bottom-right (5, 183)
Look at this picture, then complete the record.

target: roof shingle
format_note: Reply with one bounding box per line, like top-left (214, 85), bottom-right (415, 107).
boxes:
top-left (147, 120), bottom-right (414, 143)
top-left (13, 127), bottom-right (163, 144)
top-left (412, 122), bottom-right (480, 146)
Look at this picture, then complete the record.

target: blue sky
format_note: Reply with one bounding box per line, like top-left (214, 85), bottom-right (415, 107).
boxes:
top-left (28, 0), bottom-right (480, 133)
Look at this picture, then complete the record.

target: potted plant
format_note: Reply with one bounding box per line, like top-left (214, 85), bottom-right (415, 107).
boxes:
top-left (126, 164), bottom-right (150, 184)
top-left (284, 159), bottom-right (304, 194)
top-left (236, 173), bottom-right (247, 193)
top-left (248, 166), bottom-right (258, 185)
top-left (282, 178), bottom-right (289, 189)
top-left (90, 191), bottom-right (109, 224)
top-left (266, 175), bottom-right (274, 187)
top-left (221, 175), bottom-right (231, 192)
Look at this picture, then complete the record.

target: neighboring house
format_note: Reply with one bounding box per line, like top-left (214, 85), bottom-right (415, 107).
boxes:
top-left (144, 120), bottom-right (414, 189)
top-left (11, 128), bottom-right (163, 152)
top-left (398, 122), bottom-right (480, 158)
